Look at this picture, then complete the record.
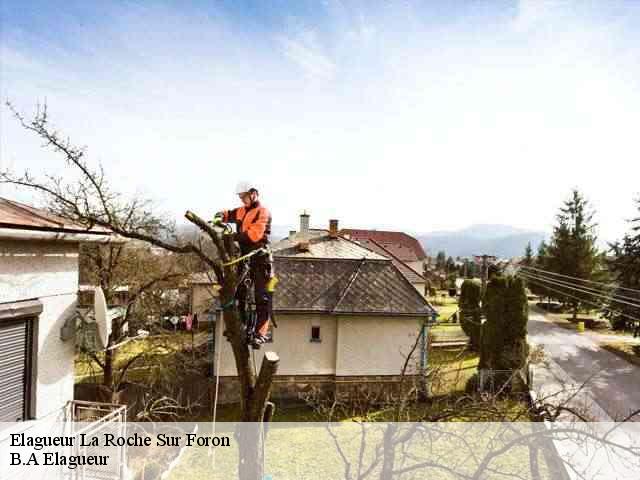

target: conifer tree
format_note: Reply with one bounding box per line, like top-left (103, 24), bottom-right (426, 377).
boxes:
top-left (546, 190), bottom-right (600, 319)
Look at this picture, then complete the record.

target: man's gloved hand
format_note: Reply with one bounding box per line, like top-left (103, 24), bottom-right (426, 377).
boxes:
top-left (212, 211), bottom-right (224, 225)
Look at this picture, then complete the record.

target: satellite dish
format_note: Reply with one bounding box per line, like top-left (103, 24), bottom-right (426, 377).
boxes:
top-left (94, 286), bottom-right (111, 347)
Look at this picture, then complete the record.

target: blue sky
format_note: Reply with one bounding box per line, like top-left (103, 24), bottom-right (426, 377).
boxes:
top-left (2, 1), bottom-right (640, 242)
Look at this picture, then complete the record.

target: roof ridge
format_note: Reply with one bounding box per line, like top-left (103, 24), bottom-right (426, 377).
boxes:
top-left (337, 233), bottom-right (392, 262)
top-left (368, 238), bottom-right (425, 280)
top-left (332, 257), bottom-right (367, 312)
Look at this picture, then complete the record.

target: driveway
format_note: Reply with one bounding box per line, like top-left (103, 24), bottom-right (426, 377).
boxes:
top-left (528, 306), bottom-right (640, 421)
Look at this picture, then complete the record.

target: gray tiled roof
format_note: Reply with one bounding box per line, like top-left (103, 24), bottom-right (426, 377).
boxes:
top-left (272, 231), bottom-right (388, 261)
top-left (274, 256), bottom-right (435, 316)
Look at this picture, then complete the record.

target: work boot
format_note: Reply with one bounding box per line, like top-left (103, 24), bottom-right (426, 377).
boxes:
top-left (250, 334), bottom-right (268, 350)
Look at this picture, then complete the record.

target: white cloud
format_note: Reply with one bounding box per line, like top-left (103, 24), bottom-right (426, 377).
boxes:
top-left (277, 28), bottom-right (337, 81)
top-left (2, 2), bottom-right (640, 243)
top-left (511, 0), bottom-right (566, 32)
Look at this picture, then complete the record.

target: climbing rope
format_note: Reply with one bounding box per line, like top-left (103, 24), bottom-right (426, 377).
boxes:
top-left (209, 310), bottom-right (224, 465)
top-left (221, 247), bottom-right (269, 267)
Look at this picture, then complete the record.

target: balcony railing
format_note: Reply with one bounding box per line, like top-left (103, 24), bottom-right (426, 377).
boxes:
top-left (64, 400), bottom-right (127, 480)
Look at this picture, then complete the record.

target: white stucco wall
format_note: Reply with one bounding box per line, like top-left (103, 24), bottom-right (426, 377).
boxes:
top-left (336, 316), bottom-right (422, 376)
top-left (406, 260), bottom-right (425, 275)
top-left (0, 239), bottom-right (79, 419)
top-left (215, 312), bottom-right (423, 378)
top-left (411, 281), bottom-right (427, 297)
top-left (191, 284), bottom-right (219, 322)
top-left (216, 313), bottom-right (337, 376)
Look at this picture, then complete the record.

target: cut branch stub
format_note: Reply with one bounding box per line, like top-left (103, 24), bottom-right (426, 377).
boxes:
top-left (184, 210), bottom-right (230, 264)
top-left (248, 351), bottom-right (280, 421)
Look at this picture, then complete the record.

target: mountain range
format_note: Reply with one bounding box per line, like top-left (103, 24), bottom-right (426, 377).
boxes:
top-left (180, 221), bottom-right (547, 260)
top-left (415, 224), bottom-right (548, 259)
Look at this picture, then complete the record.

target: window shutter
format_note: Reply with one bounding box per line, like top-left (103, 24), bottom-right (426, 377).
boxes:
top-left (0, 319), bottom-right (29, 421)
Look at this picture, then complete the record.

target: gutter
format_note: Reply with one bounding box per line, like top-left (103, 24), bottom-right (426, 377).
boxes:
top-left (0, 227), bottom-right (124, 243)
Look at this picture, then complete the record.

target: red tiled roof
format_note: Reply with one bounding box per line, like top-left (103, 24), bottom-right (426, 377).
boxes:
top-left (340, 229), bottom-right (426, 262)
top-left (357, 238), bottom-right (425, 284)
top-left (0, 197), bottom-right (110, 235)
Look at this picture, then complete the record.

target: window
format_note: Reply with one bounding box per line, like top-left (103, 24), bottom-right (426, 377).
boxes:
top-left (0, 300), bottom-right (40, 422)
top-left (310, 325), bottom-right (321, 343)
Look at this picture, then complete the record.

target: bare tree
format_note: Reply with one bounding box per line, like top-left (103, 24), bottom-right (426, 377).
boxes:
top-left (78, 241), bottom-right (193, 395)
top-left (1, 102), bottom-right (278, 479)
top-left (304, 339), bottom-right (640, 480)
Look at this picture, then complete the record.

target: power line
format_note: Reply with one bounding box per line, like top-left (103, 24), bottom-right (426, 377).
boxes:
top-left (519, 268), bottom-right (640, 306)
top-left (521, 265), bottom-right (640, 296)
top-left (523, 276), bottom-right (640, 324)
top-left (519, 271), bottom-right (640, 310)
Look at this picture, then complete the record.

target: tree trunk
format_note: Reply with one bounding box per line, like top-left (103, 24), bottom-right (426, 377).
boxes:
top-left (380, 424), bottom-right (397, 480)
top-left (184, 212), bottom-right (281, 479)
top-left (235, 352), bottom-right (280, 480)
top-left (103, 348), bottom-right (114, 390)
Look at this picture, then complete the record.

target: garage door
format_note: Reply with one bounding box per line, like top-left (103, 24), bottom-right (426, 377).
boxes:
top-left (0, 318), bottom-right (31, 421)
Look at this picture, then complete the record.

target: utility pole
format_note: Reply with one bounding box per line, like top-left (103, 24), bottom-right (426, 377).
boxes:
top-left (474, 254), bottom-right (496, 292)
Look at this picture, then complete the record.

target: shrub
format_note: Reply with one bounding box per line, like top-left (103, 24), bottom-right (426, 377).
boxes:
top-left (480, 275), bottom-right (529, 372)
top-left (459, 279), bottom-right (482, 350)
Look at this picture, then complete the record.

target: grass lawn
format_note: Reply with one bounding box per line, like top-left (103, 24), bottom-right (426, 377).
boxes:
top-left (165, 420), bottom-right (551, 480)
top-left (429, 346), bottom-right (478, 395)
top-left (75, 330), bottom-right (207, 382)
top-left (429, 290), bottom-right (459, 322)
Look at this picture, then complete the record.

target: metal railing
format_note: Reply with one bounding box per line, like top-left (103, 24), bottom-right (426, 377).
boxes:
top-left (64, 400), bottom-right (127, 480)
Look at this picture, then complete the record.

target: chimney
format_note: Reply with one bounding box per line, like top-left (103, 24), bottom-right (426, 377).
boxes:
top-left (299, 211), bottom-right (310, 234)
top-left (288, 230), bottom-right (296, 240)
top-left (329, 219), bottom-right (339, 239)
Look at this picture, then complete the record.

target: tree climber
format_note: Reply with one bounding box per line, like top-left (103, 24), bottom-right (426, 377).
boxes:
top-left (214, 181), bottom-right (274, 348)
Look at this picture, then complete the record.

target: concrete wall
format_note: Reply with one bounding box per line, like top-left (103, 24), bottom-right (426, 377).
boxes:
top-left (336, 316), bottom-right (421, 376)
top-left (0, 239), bottom-right (79, 419)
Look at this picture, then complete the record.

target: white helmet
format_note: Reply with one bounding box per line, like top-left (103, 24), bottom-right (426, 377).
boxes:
top-left (235, 181), bottom-right (257, 195)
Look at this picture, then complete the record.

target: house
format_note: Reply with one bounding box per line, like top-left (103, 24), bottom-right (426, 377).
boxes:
top-left (340, 227), bottom-right (427, 273)
top-left (0, 197), bottom-right (125, 426)
top-left (355, 237), bottom-right (428, 296)
top-left (212, 213), bottom-right (437, 402)
top-left (187, 271), bottom-right (220, 329)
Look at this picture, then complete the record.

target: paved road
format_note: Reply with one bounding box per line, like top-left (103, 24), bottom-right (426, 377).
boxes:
top-left (528, 307), bottom-right (640, 421)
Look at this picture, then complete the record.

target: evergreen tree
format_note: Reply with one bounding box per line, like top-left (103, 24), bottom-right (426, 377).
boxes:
top-left (528, 241), bottom-right (550, 300)
top-left (523, 242), bottom-right (534, 266)
top-left (479, 276), bottom-right (529, 384)
top-left (546, 190), bottom-right (600, 319)
top-left (436, 251), bottom-right (447, 270)
top-left (462, 258), bottom-right (478, 278)
top-left (536, 241), bottom-right (548, 267)
top-left (607, 198), bottom-right (640, 330)
top-left (460, 279), bottom-right (482, 350)
top-left (446, 256), bottom-right (456, 274)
